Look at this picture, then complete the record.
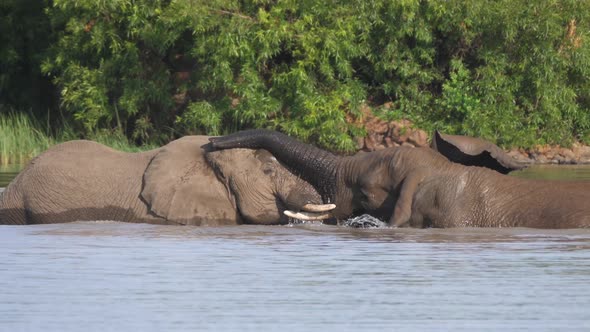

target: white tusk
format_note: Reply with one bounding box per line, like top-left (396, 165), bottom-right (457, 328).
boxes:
top-left (301, 203), bottom-right (336, 212)
top-left (284, 210), bottom-right (333, 221)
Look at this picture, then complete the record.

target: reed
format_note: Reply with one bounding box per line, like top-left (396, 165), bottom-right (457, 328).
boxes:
top-left (0, 110), bottom-right (154, 166)
top-left (0, 112), bottom-right (55, 166)
top-left (88, 130), bottom-right (157, 152)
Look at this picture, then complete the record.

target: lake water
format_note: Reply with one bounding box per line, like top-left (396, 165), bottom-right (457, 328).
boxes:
top-left (1, 165), bottom-right (590, 331)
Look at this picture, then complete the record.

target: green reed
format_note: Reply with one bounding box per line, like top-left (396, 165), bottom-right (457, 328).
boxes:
top-left (0, 112), bottom-right (55, 166)
top-left (0, 111), bottom-right (154, 166)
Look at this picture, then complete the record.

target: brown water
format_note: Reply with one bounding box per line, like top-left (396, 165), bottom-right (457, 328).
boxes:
top-left (1, 165), bottom-right (590, 331)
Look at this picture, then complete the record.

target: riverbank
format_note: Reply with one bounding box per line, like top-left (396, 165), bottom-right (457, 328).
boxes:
top-left (2, 110), bottom-right (590, 167)
top-left (357, 111), bottom-right (590, 165)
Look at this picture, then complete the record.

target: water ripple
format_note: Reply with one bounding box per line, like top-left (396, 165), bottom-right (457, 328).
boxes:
top-left (1, 223), bottom-right (590, 331)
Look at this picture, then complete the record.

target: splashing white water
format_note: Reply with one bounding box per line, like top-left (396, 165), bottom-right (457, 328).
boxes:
top-left (341, 214), bottom-right (387, 228)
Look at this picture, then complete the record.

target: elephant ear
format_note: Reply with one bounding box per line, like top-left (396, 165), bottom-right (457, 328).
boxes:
top-left (431, 130), bottom-right (528, 174)
top-left (141, 136), bottom-right (236, 225)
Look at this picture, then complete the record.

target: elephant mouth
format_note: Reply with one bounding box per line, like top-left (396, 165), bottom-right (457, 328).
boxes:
top-left (284, 203), bottom-right (336, 221)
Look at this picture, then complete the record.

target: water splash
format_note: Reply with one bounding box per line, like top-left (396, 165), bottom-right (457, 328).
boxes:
top-left (341, 214), bottom-right (388, 228)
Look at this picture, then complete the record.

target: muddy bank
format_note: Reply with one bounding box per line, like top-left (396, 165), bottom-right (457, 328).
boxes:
top-left (357, 112), bottom-right (590, 165)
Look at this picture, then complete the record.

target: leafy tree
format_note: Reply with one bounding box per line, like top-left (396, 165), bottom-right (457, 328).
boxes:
top-left (3, 0), bottom-right (586, 149)
top-left (0, 0), bottom-right (54, 115)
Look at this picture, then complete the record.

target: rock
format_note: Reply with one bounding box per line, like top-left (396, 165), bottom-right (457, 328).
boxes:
top-left (559, 148), bottom-right (576, 164)
top-left (535, 144), bottom-right (551, 154)
top-left (384, 136), bottom-right (399, 148)
top-left (560, 148), bottom-right (576, 159)
top-left (395, 132), bottom-right (411, 144)
top-left (577, 146), bottom-right (590, 159)
top-left (373, 133), bottom-right (384, 145)
top-left (407, 129), bottom-right (429, 147)
top-left (355, 136), bottom-right (365, 150)
top-left (388, 119), bottom-right (414, 144)
top-left (364, 136), bottom-right (376, 151)
top-left (507, 149), bottom-right (533, 164)
top-left (555, 155), bottom-right (566, 164)
top-left (365, 118), bottom-right (389, 134)
top-left (544, 149), bottom-right (556, 160)
top-left (534, 154), bottom-right (549, 164)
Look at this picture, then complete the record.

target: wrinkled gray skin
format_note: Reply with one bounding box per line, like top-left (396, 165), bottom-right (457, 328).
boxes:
top-left (431, 130), bottom-right (529, 174)
top-left (0, 136), bottom-right (322, 225)
top-left (210, 130), bottom-right (590, 229)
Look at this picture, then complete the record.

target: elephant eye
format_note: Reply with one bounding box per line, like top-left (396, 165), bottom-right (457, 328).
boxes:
top-left (361, 186), bottom-right (381, 202)
top-left (262, 164), bottom-right (274, 175)
top-left (359, 189), bottom-right (369, 201)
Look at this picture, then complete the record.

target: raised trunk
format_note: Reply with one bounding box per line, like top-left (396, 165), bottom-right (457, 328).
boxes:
top-left (210, 130), bottom-right (341, 203)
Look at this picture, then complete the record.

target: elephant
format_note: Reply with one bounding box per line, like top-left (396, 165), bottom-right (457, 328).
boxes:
top-left (430, 130), bottom-right (528, 174)
top-left (0, 136), bottom-right (334, 225)
top-left (210, 130), bottom-right (590, 229)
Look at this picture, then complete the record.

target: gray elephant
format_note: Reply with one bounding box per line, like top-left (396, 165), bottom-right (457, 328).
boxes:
top-left (431, 130), bottom-right (528, 174)
top-left (0, 136), bottom-right (334, 225)
top-left (210, 130), bottom-right (590, 229)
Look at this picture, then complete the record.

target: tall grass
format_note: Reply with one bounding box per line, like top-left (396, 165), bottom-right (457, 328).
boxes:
top-left (0, 110), bottom-right (155, 166)
top-left (0, 112), bottom-right (56, 165)
top-left (88, 129), bottom-right (157, 153)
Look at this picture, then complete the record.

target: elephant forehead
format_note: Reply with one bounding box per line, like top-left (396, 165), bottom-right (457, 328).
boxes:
top-left (207, 148), bottom-right (259, 165)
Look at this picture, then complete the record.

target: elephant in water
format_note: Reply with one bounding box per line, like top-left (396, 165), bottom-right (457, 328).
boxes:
top-left (430, 130), bottom-right (528, 174)
top-left (210, 130), bottom-right (590, 229)
top-left (0, 136), bottom-right (334, 225)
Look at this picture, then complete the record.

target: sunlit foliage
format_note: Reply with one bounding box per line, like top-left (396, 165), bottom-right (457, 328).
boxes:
top-left (2, 0), bottom-right (590, 150)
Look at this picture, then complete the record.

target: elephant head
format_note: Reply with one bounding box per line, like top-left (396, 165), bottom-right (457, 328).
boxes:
top-left (205, 148), bottom-right (334, 224)
top-left (430, 130), bottom-right (529, 174)
top-left (208, 130), bottom-right (382, 221)
top-left (141, 136), bottom-right (333, 225)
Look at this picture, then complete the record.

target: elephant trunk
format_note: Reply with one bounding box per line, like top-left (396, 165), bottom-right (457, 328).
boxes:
top-left (210, 130), bottom-right (341, 203)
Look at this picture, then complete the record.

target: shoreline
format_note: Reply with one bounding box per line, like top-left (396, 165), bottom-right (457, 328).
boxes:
top-left (357, 116), bottom-right (590, 165)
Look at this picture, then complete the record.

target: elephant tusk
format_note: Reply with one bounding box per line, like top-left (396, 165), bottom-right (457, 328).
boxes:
top-left (284, 210), bottom-right (333, 221)
top-left (301, 203), bottom-right (336, 212)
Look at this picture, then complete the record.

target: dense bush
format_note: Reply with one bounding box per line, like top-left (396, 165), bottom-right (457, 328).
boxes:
top-left (0, 0), bottom-right (54, 115)
top-left (2, 0), bottom-right (590, 150)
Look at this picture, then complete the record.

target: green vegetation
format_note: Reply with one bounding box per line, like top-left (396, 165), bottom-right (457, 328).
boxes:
top-left (2, 0), bottom-right (590, 152)
top-left (0, 111), bottom-right (55, 165)
top-left (0, 110), bottom-right (153, 165)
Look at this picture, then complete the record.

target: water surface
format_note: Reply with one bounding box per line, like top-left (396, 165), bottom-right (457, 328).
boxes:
top-left (512, 164), bottom-right (590, 180)
top-left (0, 164), bottom-right (21, 187)
top-left (1, 165), bottom-right (590, 331)
top-left (2, 224), bottom-right (590, 331)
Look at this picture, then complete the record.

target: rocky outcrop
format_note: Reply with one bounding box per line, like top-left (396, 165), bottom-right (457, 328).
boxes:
top-left (356, 108), bottom-right (590, 164)
top-left (356, 111), bottom-right (429, 151)
top-left (507, 144), bottom-right (590, 165)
